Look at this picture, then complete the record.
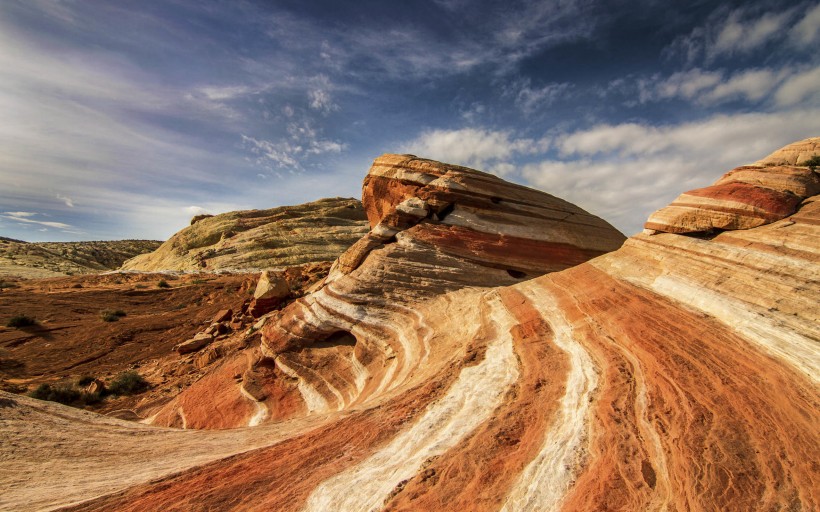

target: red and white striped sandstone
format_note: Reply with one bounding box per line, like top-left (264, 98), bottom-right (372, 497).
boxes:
top-left (1, 141), bottom-right (818, 512)
top-left (646, 138), bottom-right (820, 234)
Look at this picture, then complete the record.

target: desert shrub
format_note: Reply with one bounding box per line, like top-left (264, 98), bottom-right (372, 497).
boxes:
top-left (7, 315), bottom-right (36, 328)
top-left (77, 375), bottom-right (96, 387)
top-left (157, 279), bottom-right (170, 288)
top-left (100, 309), bottom-right (125, 322)
top-left (108, 371), bottom-right (149, 395)
top-left (0, 280), bottom-right (19, 289)
top-left (29, 383), bottom-right (78, 404)
top-left (800, 155), bottom-right (820, 171)
top-left (29, 383), bottom-right (102, 406)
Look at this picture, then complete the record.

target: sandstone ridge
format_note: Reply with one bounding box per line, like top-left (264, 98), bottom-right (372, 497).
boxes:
top-left (2, 141), bottom-right (818, 512)
top-left (121, 197), bottom-right (369, 272)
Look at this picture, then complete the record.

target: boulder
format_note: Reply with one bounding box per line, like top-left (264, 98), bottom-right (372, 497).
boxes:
top-left (249, 270), bottom-right (291, 318)
top-left (175, 332), bottom-right (214, 355)
top-left (212, 309), bottom-right (233, 323)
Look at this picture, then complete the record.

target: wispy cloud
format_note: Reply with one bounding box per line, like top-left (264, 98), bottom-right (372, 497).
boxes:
top-left (522, 109), bottom-right (820, 234)
top-left (665, 4), bottom-right (815, 64)
top-left (2, 212), bottom-right (73, 230)
top-left (400, 127), bottom-right (547, 176)
top-left (638, 64), bottom-right (820, 108)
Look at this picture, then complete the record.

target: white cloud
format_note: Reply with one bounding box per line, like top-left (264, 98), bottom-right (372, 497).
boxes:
top-left (523, 109), bottom-right (820, 235)
top-left (791, 3), bottom-right (820, 47)
top-left (56, 194), bottom-right (74, 207)
top-left (711, 9), bottom-right (791, 58)
top-left (647, 65), bottom-right (818, 107)
top-left (184, 206), bottom-right (210, 216)
top-left (774, 66), bottom-right (820, 106)
top-left (307, 75), bottom-right (338, 114)
top-left (242, 117), bottom-right (345, 170)
top-left (400, 128), bottom-right (546, 174)
top-left (665, 5), bottom-right (808, 64)
top-left (654, 69), bottom-right (723, 101)
top-left (1, 213), bottom-right (72, 229)
top-left (508, 80), bottom-right (571, 114)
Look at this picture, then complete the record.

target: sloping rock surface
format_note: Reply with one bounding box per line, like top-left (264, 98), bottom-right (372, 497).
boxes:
top-left (0, 239), bottom-right (161, 278)
top-left (646, 137), bottom-right (820, 233)
top-left (121, 197), bottom-right (369, 272)
top-left (1, 142), bottom-right (818, 512)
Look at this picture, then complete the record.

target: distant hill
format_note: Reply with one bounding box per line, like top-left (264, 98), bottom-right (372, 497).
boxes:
top-left (121, 197), bottom-right (370, 272)
top-left (0, 239), bottom-right (162, 278)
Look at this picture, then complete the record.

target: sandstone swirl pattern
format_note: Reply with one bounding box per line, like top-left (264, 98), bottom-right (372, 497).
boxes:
top-left (1, 141), bottom-right (818, 512)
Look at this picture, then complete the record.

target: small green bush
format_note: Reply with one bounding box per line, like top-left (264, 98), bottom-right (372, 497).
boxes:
top-left (7, 315), bottom-right (36, 328)
top-left (157, 279), bottom-right (170, 288)
top-left (0, 280), bottom-right (19, 289)
top-left (108, 371), bottom-right (149, 395)
top-left (800, 155), bottom-right (820, 171)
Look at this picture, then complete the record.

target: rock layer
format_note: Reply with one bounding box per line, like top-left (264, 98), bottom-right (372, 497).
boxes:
top-left (121, 197), bottom-right (369, 272)
top-left (646, 139), bottom-right (820, 233)
top-left (2, 141), bottom-right (818, 512)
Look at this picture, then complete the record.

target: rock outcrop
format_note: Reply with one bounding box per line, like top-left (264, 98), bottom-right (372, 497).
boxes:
top-left (0, 239), bottom-right (161, 278)
top-left (121, 197), bottom-right (369, 272)
top-left (2, 141), bottom-right (818, 512)
top-left (146, 154), bottom-right (625, 428)
top-left (645, 143), bottom-right (820, 234)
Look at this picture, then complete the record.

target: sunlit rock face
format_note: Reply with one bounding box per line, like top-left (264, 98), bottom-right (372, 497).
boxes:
top-left (10, 142), bottom-right (818, 512)
top-left (146, 154), bottom-right (625, 430)
top-left (121, 197), bottom-right (369, 272)
top-left (645, 138), bottom-right (820, 234)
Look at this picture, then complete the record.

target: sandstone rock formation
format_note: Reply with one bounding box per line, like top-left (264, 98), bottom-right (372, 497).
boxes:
top-left (147, 154), bottom-right (626, 428)
top-left (121, 197), bottom-right (369, 272)
top-left (1, 141), bottom-right (818, 512)
top-left (645, 142), bottom-right (820, 234)
top-left (0, 239), bottom-right (161, 278)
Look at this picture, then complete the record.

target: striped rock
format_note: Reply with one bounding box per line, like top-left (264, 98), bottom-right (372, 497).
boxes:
top-left (143, 155), bottom-right (625, 429)
top-left (2, 142), bottom-right (818, 511)
top-left (645, 138), bottom-right (820, 234)
top-left (754, 136), bottom-right (820, 166)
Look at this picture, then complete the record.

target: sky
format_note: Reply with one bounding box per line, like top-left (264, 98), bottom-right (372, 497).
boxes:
top-left (0, 0), bottom-right (818, 242)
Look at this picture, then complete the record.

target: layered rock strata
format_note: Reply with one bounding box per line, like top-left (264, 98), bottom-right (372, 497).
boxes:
top-left (2, 140), bottom-right (818, 511)
top-left (121, 197), bottom-right (369, 271)
top-left (147, 154), bottom-right (625, 428)
top-left (646, 138), bottom-right (820, 233)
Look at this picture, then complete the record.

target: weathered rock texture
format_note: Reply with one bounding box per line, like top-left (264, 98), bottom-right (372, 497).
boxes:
top-left (2, 141), bottom-right (818, 512)
top-left (646, 137), bottom-right (820, 233)
top-left (0, 239), bottom-right (161, 278)
top-left (121, 197), bottom-right (369, 272)
top-left (146, 154), bottom-right (625, 429)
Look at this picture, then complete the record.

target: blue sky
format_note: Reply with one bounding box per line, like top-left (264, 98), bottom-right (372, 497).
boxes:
top-left (1, 0), bottom-right (818, 241)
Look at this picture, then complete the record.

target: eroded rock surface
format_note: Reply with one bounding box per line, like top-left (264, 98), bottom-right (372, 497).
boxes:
top-left (646, 138), bottom-right (820, 233)
top-left (121, 197), bottom-right (369, 272)
top-left (2, 142), bottom-right (818, 512)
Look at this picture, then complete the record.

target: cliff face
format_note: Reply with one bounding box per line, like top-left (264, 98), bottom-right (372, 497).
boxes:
top-left (2, 140), bottom-right (818, 512)
top-left (121, 197), bottom-right (369, 272)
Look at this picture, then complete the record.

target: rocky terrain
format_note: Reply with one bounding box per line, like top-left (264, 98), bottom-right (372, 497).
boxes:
top-left (121, 197), bottom-right (369, 272)
top-left (0, 239), bottom-right (161, 279)
top-left (1, 140), bottom-right (818, 511)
